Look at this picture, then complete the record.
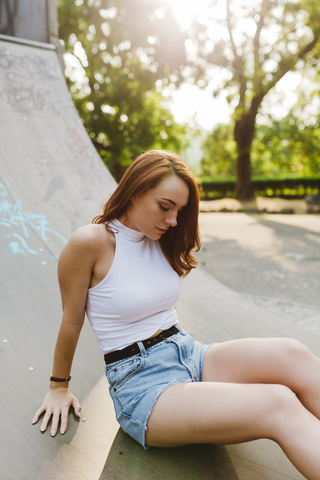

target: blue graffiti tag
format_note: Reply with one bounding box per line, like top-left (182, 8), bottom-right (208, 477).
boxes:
top-left (0, 182), bottom-right (67, 262)
top-left (0, 183), bottom-right (7, 196)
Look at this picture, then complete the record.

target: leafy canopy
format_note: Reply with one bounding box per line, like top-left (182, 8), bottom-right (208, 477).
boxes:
top-left (201, 109), bottom-right (320, 179)
top-left (57, 0), bottom-right (193, 180)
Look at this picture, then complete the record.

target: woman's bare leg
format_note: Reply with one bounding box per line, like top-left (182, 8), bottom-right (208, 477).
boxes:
top-left (146, 381), bottom-right (320, 479)
top-left (202, 337), bottom-right (320, 419)
top-left (146, 338), bottom-right (320, 479)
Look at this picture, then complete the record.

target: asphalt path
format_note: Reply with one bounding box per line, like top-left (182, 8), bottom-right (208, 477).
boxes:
top-left (196, 212), bottom-right (320, 332)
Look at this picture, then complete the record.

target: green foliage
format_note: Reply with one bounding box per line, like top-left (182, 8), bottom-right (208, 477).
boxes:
top-left (198, 176), bottom-right (320, 200)
top-left (201, 123), bottom-right (237, 178)
top-left (252, 112), bottom-right (320, 177)
top-left (57, 0), bottom-right (191, 180)
top-left (201, 110), bottom-right (320, 178)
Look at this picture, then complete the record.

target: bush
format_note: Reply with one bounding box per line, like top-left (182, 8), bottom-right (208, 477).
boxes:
top-left (199, 175), bottom-right (320, 200)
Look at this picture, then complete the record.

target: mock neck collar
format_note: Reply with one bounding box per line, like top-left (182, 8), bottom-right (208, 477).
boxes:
top-left (110, 218), bottom-right (145, 242)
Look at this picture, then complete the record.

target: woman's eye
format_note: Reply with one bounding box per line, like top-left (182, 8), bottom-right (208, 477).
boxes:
top-left (160, 204), bottom-right (169, 212)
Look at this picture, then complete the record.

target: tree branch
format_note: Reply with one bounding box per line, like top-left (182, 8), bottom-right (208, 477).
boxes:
top-left (248, 27), bottom-right (320, 117)
top-left (253, 0), bottom-right (273, 72)
top-left (265, 27), bottom-right (320, 95)
top-left (226, 0), bottom-right (238, 61)
top-left (226, 0), bottom-right (246, 105)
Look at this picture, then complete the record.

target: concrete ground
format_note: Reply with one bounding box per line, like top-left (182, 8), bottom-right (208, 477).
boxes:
top-left (196, 198), bottom-right (320, 333)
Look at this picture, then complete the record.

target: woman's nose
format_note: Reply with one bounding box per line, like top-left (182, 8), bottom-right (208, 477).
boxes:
top-left (165, 212), bottom-right (178, 227)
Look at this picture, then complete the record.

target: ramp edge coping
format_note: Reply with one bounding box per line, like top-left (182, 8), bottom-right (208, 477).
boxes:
top-left (0, 34), bottom-right (56, 51)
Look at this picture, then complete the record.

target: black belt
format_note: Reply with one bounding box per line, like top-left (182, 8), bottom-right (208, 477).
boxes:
top-left (104, 325), bottom-right (179, 365)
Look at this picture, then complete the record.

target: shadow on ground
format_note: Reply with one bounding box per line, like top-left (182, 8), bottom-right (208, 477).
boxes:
top-left (100, 428), bottom-right (238, 480)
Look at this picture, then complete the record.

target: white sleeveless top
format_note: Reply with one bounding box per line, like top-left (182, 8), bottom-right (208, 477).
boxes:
top-left (85, 219), bottom-right (181, 354)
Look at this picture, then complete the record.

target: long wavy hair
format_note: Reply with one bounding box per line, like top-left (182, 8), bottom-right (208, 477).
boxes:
top-left (93, 150), bottom-right (201, 277)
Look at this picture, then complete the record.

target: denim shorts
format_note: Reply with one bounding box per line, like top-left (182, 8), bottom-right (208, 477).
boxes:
top-left (105, 326), bottom-right (213, 449)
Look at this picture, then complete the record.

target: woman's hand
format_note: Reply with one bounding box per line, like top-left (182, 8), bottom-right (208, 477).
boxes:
top-left (32, 387), bottom-right (81, 436)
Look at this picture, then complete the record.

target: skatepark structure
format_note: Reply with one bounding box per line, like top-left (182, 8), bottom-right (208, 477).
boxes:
top-left (0, 3), bottom-right (318, 479)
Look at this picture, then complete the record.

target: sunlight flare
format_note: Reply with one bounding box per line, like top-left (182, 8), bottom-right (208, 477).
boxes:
top-left (170, 0), bottom-right (226, 30)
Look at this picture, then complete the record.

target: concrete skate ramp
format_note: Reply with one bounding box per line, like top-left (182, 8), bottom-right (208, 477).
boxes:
top-left (0, 35), bottom-right (238, 480)
top-left (0, 35), bottom-right (317, 480)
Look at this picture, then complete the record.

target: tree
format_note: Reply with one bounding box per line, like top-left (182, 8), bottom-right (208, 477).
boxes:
top-left (201, 109), bottom-right (320, 179)
top-left (58, 1), bottom-right (320, 191)
top-left (191, 0), bottom-right (320, 198)
top-left (57, 0), bottom-right (192, 180)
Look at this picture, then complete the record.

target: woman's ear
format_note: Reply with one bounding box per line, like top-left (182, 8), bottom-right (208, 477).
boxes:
top-left (130, 194), bottom-right (136, 204)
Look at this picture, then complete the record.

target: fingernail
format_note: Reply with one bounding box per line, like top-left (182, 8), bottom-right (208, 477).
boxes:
top-left (60, 429), bottom-right (65, 435)
top-left (50, 431), bottom-right (56, 437)
top-left (32, 420), bottom-right (36, 425)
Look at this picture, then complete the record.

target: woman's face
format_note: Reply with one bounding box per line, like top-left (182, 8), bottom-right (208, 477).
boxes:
top-left (120, 175), bottom-right (189, 240)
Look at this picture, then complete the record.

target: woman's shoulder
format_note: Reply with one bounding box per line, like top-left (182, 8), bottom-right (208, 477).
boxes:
top-left (63, 223), bottom-right (115, 257)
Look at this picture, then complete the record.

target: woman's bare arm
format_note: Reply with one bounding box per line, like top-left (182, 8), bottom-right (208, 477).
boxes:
top-left (32, 225), bottom-right (106, 436)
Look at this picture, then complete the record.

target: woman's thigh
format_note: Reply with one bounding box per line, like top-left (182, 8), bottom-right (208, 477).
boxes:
top-left (201, 337), bottom-right (318, 391)
top-left (145, 380), bottom-right (298, 447)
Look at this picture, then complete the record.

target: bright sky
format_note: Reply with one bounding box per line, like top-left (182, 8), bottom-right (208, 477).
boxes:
top-left (171, 0), bottom-right (226, 30)
top-left (169, 73), bottom-right (302, 132)
top-left (170, 84), bottom-right (230, 131)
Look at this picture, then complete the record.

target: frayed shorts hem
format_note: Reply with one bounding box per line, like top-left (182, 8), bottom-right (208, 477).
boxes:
top-left (141, 377), bottom-right (193, 449)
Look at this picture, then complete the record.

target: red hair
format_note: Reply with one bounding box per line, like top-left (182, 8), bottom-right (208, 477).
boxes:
top-left (93, 150), bottom-right (201, 276)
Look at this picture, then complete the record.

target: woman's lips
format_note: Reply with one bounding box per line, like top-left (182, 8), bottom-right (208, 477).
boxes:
top-left (156, 227), bottom-right (167, 234)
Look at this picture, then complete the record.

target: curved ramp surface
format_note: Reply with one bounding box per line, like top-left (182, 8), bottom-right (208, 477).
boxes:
top-left (0, 36), bottom-right (240, 480)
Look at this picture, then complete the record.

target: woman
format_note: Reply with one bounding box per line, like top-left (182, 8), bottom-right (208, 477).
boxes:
top-left (33, 150), bottom-right (320, 479)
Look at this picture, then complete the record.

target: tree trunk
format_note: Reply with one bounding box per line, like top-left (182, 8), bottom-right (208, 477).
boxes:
top-left (234, 110), bottom-right (256, 200)
top-left (235, 150), bottom-right (253, 199)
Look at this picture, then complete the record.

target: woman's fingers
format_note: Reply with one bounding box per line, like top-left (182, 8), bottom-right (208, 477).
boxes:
top-left (40, 409), bottom-right (53, 432)
top-left (72, 396), bottom-right (82, 418)
top-left (60, 402), bottom-right (72, 434)
top-left (32, 391), bottom-right (82, 435)
top-left (59, 395), bottom-right (82, 433)
top-left (50, 410), bottom-right (61, 436)
top-left (32, 405), bottom-right (46, 425)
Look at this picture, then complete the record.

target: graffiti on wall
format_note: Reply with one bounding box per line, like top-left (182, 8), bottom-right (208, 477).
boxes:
top-left (0, 182), bottom-right (67, 264)
top-left (0, 46), bottom-right (58, 112)
top-left (0, 44), bottom-right (110, 186)
top-left (0, 0), bottom-right (20, 36)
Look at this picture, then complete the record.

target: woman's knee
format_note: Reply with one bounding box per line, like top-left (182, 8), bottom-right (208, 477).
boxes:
top-left (263, 384), bottom-right (301, 437)
top-left (268, 383), bottom-right (297, 407)
top-left (276, 338), bottom-right (312, 367)
top-left (281, 337), bottom-right (310, 356)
